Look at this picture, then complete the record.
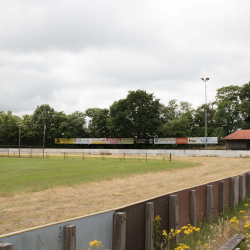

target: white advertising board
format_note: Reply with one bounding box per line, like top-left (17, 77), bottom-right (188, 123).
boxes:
top-left (154, 138), bottom-right (176, 144)
top-left (200, 137), bottom-right (218, 144)
top-left (188, 137), bottom-right (201, 144)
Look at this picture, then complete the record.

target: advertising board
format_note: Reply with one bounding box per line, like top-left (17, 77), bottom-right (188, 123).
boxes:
top-left (176, 137), bottom-right (188, 144)
top-left (154, 138), bottom-right (176, 144)
top-left (134, 138), bottom-right (154, 144)
top-left (188, 137), bottom-right (201, 144)
top-left (122, 138), bottom-right (134, 144)
top-left (55, 138), bottom-right (74, 144)
top-left (200, 137), bottom-right (218, 144)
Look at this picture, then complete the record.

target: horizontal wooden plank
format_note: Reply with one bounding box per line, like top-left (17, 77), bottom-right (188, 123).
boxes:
top-left (218, 234), bottom-right (246, 250)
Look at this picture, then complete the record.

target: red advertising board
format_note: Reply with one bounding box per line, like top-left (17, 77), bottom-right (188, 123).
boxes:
top-left (176, 137), bottom-right (188, 144)
top-left (106, 138), bottom-right (122, 144)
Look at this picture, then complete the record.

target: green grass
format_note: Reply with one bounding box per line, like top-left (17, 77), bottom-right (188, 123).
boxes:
top-left (0, 157), bottom-right (197, 196)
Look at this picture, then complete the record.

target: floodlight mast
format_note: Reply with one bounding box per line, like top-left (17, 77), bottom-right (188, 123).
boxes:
top-left (201, 78), bottom-right (209, 150)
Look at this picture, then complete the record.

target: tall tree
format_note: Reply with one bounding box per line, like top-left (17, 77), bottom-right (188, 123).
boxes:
top-left (239, 81), bottom-right (250, 129)
top-left (0, 111), bottom-right (21, 142)
top-left (214, 85), bottom-right (241, 134)
top-left (85, 108), bottom-right (109, 137)
top-left (160, 99), bottom-right (179, 123)
top-left (193, 102), bottom-right (216, 137)
top-left (108, 90), bottom-right (162, 138)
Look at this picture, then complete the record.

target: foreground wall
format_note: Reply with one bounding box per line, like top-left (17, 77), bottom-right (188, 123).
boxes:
top-left (1, 171), bottom-right (250, 250)
top-left (1, 148), bottom-right (250, 157)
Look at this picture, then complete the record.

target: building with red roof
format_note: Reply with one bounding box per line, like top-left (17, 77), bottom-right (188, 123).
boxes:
top-left (222, 130), bottom-right (250, 150)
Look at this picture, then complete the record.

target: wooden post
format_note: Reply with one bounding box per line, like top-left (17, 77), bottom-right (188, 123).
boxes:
top-left (239, 174), bottom-right (246, 203)
top-left (146, 153), bottom-right (147, 162)
top-left (169, 195), bottom-right (179, 245)
top-left (219, 181), bottom-right (225, 214)
top-left (206, 185), bottom-right (214, 222)
top-left (189, 190), bottom-right (196, 227)
top-left (170, 153), bottom-right (172, 162)
top-left (46, 152), bottom-right (47, 159)
top-left (246, 172), bottom-right (250, 197)
top-left (230, 176), bottom-right (239, 209)
top-left (64, 224), bottom-right (76, 250)
top-left (112, 212), bottom-right (126, 250)
top-left (145, 202), bottom-right (154, 250)
top-left (123, 153), bottom-right (125, 161)
top-left (0, 243), bottom-right (13, 250)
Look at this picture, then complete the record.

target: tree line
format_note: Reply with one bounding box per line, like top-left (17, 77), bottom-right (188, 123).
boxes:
top-left (0, 82), bottom-right (250, 147)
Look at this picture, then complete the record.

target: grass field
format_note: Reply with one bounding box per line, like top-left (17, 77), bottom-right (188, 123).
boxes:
top-left (0, 157), bottom-right (196, 196)
top-left (1, 156), bottom-right (250, 236)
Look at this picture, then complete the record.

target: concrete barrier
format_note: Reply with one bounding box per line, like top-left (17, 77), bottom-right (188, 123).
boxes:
top-left (1, 148), bottom-right (250, 158)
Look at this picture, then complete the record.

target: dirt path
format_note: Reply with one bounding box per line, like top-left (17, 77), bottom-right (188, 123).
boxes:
top-left (1, 156), bottom-right (250, 235)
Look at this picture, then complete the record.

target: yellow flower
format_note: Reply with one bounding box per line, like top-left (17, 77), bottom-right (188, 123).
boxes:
top-left (240, 210), bottom-right (245, 213)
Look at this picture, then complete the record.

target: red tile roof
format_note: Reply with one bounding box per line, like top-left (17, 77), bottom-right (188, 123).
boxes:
top-left (222, 130), bottom-right (250, 140)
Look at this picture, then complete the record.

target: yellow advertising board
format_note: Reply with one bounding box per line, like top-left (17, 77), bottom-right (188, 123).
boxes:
top-left (55, 138), bottom-right (75, 144)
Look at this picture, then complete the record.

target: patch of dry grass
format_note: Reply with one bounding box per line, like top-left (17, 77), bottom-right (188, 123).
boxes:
top-left (1, 156), bottom-right (250, 235)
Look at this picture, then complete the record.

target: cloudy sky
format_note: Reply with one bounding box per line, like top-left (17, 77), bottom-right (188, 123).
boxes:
top-left (1, 0), bottom-right (250, 117)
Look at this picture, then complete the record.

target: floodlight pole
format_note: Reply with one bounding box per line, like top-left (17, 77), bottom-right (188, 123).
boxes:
top-left (201, 78), bottom-right (209, 150)
top-left (19, 126), bottom-right (21, 158)
top-left (43, 125), bottom-right (46, 158)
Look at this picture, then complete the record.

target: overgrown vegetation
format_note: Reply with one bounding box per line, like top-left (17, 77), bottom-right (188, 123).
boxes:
top-left (154, 198), bottom-right (250, 250)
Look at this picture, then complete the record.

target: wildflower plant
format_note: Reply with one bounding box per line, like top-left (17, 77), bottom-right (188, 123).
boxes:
top-left (88, 240), bottom-right (106, 250)
top-left (153, 215), bottom-right (162, 250)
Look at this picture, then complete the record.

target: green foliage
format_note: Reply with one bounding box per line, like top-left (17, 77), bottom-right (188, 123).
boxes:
top-left (3, 82), bottom-right (250, 145)
top-left (154, 215), bottom-right (162, 249)
top-left (160, 116), bottom-right (191, 137)
top-left (214, 85), bottom-right (241, 134)
top-left (86, 108), bottom-right (110, 137)
top-left (0, 111), bottom-right (21, 142)
top-left (108, 89), bottom-right (162, 138)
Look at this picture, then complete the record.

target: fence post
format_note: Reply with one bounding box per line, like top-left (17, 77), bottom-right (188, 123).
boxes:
top-left (219, 181), bottom-right (225, 214)
top-left (169, 195), bottom-right (179, 245)
top-left (206, 185), bottom-right (214, 222)
top-left (230, 176), bottom-right (239, 209)
top-left (170, 153), bottom-right (171, 162)
top-left (46, 152), bottom-right (47, 159)
top-left (146, 153), bottom-right (147, 162)
top-left (112, 212), bottom-right (126, 250)
top-left (0, 243), bottom-right (13, 250)
top-left (145, 202), bottom-right (154, 250)
top-left (64, 224), bottom-right (76, 250)
top-left (246, 172), bottom-right (250, 197)
top-left (189, 190), bottom-right (196, 227)
top-left (239, 174), bottom-right (246, 203)
top-left (123, 153), bottom-right (125, 161)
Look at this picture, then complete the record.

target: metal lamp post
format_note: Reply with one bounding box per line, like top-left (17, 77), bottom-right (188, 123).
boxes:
top-left (201, 78), bottom-right (209, 150)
